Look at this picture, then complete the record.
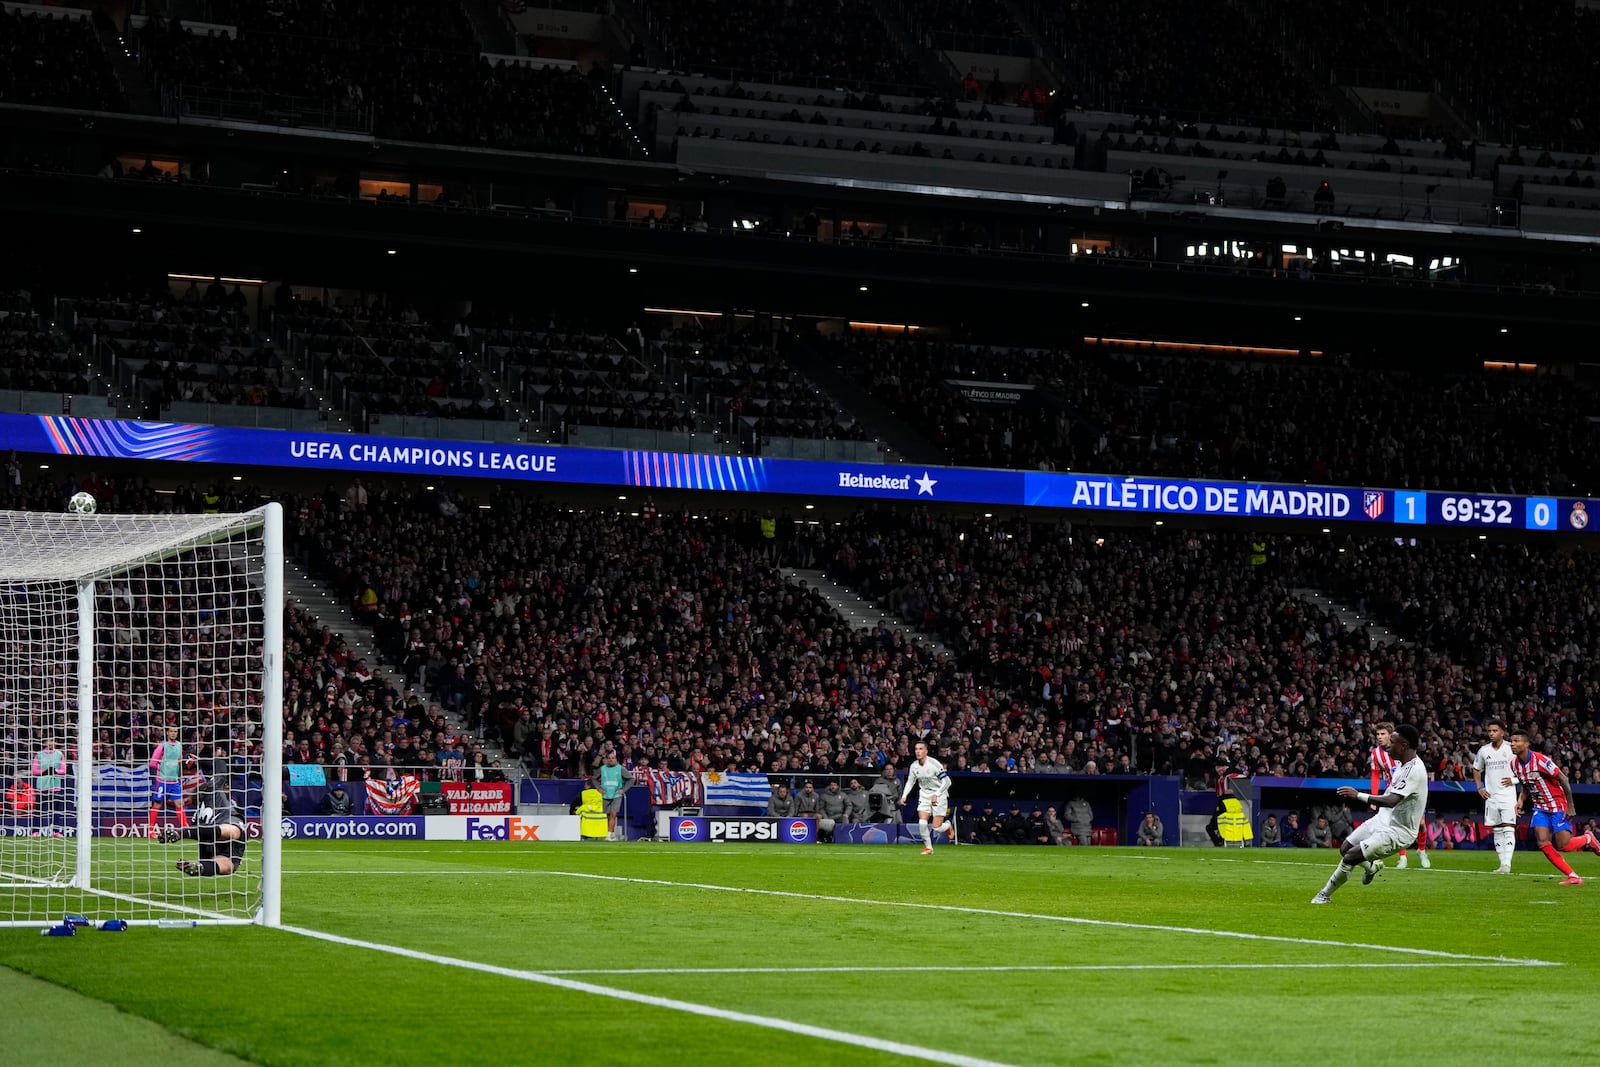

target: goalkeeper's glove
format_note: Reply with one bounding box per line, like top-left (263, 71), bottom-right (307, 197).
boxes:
top-left (157, 825), bottom-right (183, 845)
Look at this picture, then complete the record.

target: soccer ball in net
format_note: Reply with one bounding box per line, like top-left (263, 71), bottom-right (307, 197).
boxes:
top-left (67, 491), bottom-right (97, 515)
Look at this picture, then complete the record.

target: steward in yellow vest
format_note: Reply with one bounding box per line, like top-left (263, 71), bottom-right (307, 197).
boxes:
top-left (578, 784), bottom-right (608, 840)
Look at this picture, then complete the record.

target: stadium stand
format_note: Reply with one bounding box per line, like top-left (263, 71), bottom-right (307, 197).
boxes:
top-left (134, 4), bottom-right (630, 154)
top-left (819, 510), bottom-right (1600, 786)
top-left (1023, 0), bottom-right (1331, 127)
top-left (635, 0), bottom-right (927, 94)
top-left (832, 332), bottom-right (1600, 494)
top-left (69, 288), bottom-right (310, 418)
top-left (0, 5), bottom-right (124, 112)
top-left (0, 290), bottom-right (90, 397)
top-left (657, 322), bottom-right (868, 449)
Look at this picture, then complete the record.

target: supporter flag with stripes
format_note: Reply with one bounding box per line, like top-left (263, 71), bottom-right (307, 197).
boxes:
top-left (636, 768), bottom-right (704, 807)
top-left (702, 771), bottom-right (770, 811)
top-left (93, 765), bottom-right (151, 810)
top-left (364, 773), bottom-right (420, 815)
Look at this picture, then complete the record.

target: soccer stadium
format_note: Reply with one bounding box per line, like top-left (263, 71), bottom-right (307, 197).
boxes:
top-left (4, 1), bottom-right (1600, 1064)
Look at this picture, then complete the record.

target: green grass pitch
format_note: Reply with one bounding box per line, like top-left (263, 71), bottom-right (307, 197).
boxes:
top-left (3, 843), bottom-right (1600, 1066)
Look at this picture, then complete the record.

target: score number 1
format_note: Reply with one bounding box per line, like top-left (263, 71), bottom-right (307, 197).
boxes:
top-left (1395, 491), bottom-right (1426, 524)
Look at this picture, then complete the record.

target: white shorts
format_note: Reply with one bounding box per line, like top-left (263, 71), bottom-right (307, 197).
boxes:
top-left (1484, 796), bottom-right (1517, 826)
top-left (1345, 818), bottom-right (1410, 862)
top-left (916, 793), bottom-right (948, 818)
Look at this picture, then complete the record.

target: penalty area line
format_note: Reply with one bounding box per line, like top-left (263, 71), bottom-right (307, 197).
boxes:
top-left (278, 923), bottom-right (1020, 1067)
top-left (528, 870), bottom-right (1561, 967)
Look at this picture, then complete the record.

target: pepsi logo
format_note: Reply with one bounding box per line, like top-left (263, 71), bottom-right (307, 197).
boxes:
top-left (676, 819), bottom-right (699, 840)
top-left (788, 821), bottom-right (808, 839)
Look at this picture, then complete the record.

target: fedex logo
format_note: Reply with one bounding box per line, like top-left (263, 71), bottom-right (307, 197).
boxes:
top-left (465, 817), bottom-right (541, 841)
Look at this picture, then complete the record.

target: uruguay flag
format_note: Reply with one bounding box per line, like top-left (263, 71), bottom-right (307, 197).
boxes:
top-left (702, 772), bottom-right (770, 812)
top-left (94, 765), bottom-right (151, 810)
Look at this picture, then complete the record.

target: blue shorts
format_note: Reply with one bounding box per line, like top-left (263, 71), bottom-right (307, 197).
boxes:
top-left (1530, 809), bottom-right (1573, 836)
top-left (153, 780), bottom-right (184, 805)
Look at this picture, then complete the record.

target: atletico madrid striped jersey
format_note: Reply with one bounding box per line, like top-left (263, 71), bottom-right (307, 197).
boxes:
top-left (1371, 745), bottom-right (1396, 792)
top-left (1512, 750), bottom-right (1568, 813)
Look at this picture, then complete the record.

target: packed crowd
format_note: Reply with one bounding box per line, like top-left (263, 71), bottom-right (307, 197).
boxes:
top-left (820, 510), bottom-right (1600, 786)
top-left (2, 470), bottom-right (1597, 797)
top-left (0, 7), bottom-right (123, 113)
top-left (836, 333), bottom-right (1600, 494)
top-left (135, 3), bottom-right (629, 155)
top-left (637, 0), bottom-right (926, 94)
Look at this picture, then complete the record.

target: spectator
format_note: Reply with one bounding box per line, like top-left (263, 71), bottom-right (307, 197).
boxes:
top-left (794, 779), bottom-right (824, 821)
top-left (319, 781), bottom-right (353, 816)
top-left (766, 782), bottom-right (799, 817)
top-left (1043, 805), bottom-right (1067, 845)
top-left (841, 778), bottom-right (870, 824)
top-left (978, 801), bottom-right (1004, 844)
top-left (816, 779), bottom-right (846, 841)
top-left (1063, 795), bottom-right (1094, 846)
top-left (1025, 806), bottom-right (1051, 845)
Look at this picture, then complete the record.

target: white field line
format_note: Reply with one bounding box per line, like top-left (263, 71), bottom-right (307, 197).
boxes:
top-left (1203, 855), bottom-right (1560, 879)
top-left (542, 962), bottom-right (1538, 976)
top-left (279, 923), bottom-right (1020, 1067)
top-left (284, 867), bottom-right (1561, 966)
top-left (527, 870), bottom-right (1562, 966)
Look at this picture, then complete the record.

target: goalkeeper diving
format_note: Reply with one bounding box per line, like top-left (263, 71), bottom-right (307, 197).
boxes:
top-left (157, 784), bottom-right (247, 876)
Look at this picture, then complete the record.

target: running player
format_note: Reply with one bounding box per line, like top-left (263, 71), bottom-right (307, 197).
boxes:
top-left (1312, 723), bottom-right (1428, 904)
top-left (901, 741), bottom-right (952, 855)
top-left (1369, 726), bottom-right (1433, 870)
top-left (1510, 730), bottom-right (1600, 885)
top-left (1471, 718), bottom-right (1518, 873)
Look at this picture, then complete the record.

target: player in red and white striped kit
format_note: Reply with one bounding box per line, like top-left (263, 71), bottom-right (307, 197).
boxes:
top-left (1510, 730), bottom-right (1600, 885)
top-left (1372, 722), bottom-right (1428, 868)
top-left (901, 741), bottom-right (953, 855)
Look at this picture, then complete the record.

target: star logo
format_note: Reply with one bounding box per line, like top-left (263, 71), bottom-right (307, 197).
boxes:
top-left (915, 472), bottom-right (938, 496)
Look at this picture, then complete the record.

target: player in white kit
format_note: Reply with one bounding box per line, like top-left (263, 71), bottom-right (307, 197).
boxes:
top-left (1472, 718), bottom-right (1518, 873)
top-left (901, 741), bottom-right (952, 855)
top-left (1312, 723), bottom-right (1429, 904)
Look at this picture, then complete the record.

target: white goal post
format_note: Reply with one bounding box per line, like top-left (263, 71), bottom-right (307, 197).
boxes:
top-left (0, 504), bottom-right (282, 927)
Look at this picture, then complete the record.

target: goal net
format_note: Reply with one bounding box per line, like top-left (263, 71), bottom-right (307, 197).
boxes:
top-left (0, 504), bottom-right (282, 927)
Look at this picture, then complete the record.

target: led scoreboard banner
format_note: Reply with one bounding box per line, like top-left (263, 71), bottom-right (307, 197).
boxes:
top-left (2, 413), bottom-right (1595, 533)
top-left (1390, 490), bottom-right (1588, 531)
